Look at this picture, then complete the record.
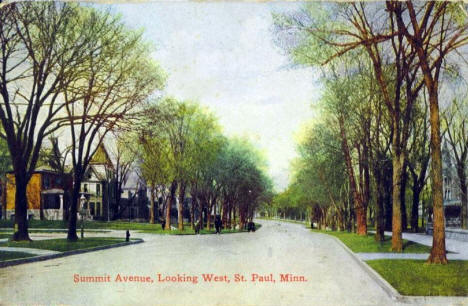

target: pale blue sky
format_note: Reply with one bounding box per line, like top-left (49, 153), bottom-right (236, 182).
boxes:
top-left (96, 2), bottom-right (321, 191)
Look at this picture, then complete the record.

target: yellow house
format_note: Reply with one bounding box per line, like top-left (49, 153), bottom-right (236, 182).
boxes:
top-left (6, 173), bottom-right (41, 212)
top-left (5, 169), bottom-right (72, 220)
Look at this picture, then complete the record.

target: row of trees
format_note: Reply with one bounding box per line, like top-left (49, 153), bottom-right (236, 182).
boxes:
top-left (272, 1), bottom-right (468, 264)
top-left (0, 2), bottom-right (272, 241)
top-left (0, 2), bottom-right (164, 241)
top-left (135, 98), bottom-right (273, 231)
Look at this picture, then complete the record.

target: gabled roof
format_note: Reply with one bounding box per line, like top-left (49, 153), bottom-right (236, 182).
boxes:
top-left (90, 143), bottom-right (114, 170)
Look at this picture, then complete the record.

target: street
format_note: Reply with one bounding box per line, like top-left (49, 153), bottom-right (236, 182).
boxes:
top-left (0, 220), bottom-right (398, 305)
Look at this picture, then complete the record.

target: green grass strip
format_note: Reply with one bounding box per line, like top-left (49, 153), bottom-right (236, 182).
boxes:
top-left (0, 237), bottom-right (127, 252)
top-left (367, 259), bottom-right (468, 296)
top-left (311, 229), bottom-right (432, 253)
top-left (0, 251), bottom-right (36, 261)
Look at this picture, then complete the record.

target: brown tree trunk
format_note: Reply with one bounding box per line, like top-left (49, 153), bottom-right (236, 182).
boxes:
top-left (177, 182), bottom-right (185, 231)
top-left (391, 153), bottom-right (404, 252)
top-left (67, 177), bottom-right (81, 241)
top-left (67, 166), bottom-right (86, 241)
top-left (165, 181), bottom-right (177, 230)
top-left (400, 162), bottom-right (408, 231)
top-left (150, 184), bottom-right (155, 224)
top-left (198, 197), bottom-right (204, 229)
top-left (375, 178), bottom-right (385, 242)
top-left (12, 174), bottom-right (31, 241)
top-left (207, 201), bottom-right (212, 230)
top-left (427, 90), bottom-right (447, 264)
top-left (222, 200), bottom-right (228, 227)
top-left (411, 183), bottom-right (420, 233)
top-left (190, 195), bottom-right (196, 230)
top-left (338, 115), bottom-right (366, 235)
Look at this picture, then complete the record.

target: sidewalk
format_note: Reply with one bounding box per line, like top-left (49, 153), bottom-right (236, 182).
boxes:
top-left (0, 247), bottom-right (60, 256)
top-left (359, 231), bottom-right (468, 261)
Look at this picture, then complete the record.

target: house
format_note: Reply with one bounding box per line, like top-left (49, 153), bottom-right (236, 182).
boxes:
top-left (117, 170), bottom-right (149, 221)
top-left (80, 144), bottom-right (117, 221)
top-left (4, 167), bottom-right (72, 220)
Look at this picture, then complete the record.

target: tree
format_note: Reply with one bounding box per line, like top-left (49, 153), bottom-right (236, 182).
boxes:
top-left (63, 7), bottom-right (165, 240)
top-left (108, 131), bottom-right (139, 221)
top-left (136, 120), bottom-right (172, 224)
top-left (443, 98), bottom-right (468, 229)
top-left (0, 3), bottom-right (111, 240)
top-left (407, 96), bottom-right (431, 233)
top-left (389, 1), bottom-right (468, 264)
top-left (217, 137), bottom-right (271, 230)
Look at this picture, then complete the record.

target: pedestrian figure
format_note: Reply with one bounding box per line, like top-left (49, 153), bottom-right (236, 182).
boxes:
top-left (161, 219), bottom-right (166, 230)
top-left (126, 230), bottom-right (130, 242)
top-left (215, 215), bottom-right (222, 234)
top-left (195, 220), bottom-right (201, 235)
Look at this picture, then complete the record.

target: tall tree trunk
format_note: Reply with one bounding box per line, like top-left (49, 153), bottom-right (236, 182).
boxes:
top-left (384, 168), bottom-right (393, 231)
top-left (165, 181), bottom-right (177, 230)
top-left (207, 200), bottom-right (212, 230)
top-left (222, 200), bottom-right (228, 227)
top-left (67, 174), bottom-right (81, 241)
top-left (411, 183), bottom-right (420, 233)
top-left (400, 162), bottom-right (408, 231)
top-left (12, 173), bottom-right (31, 241)
top-left (409, 164), bottom-right (426, 233)
top-left (149, 183), bottom-right (155, 224)
top-left (427, 88), bottom-right (447, 264)
top-left (375, 177), bottom-right (385, 242)
top-left (391, 153), bottom-right (404, 252)
top-left (190, 195), bottom-right (196, 230)
top-left (198, 197), bottom-right (204, 229)
top-left (338, 115), bottom-right (366, 235)
top-left (177, 182), bottom-right (185, 231)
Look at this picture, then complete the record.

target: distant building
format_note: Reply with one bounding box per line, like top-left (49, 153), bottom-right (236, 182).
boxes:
top-left (442, 142), bottom-right (464, 227)
top-left (4, 167), bottom-right (72, 220)
top-left (80, 144), bottom-right (117, 221)
top-left (117, 170), bottom-right (148, 221)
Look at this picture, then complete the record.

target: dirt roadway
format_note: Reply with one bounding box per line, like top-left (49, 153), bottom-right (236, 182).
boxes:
top-left (0, 220), bottom-right (406, 306)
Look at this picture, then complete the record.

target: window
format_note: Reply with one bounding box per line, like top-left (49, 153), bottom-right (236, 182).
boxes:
top-left (96, 184), bottom-right (101, 196)
top-left (43, 176), bottom-right (50, 189)
top-left (445, 189), bottom-right (451, 200)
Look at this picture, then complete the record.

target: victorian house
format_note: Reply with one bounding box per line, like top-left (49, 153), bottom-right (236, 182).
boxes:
top-left (80, 144), bottom-right (117, 221)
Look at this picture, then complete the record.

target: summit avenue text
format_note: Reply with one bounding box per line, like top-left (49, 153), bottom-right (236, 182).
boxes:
top-left (73, 273), bottom-right (308, 284)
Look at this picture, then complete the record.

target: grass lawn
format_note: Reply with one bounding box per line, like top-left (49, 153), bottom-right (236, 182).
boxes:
top-left (0, 219), bottom-right (161, 230)
top-left (0, 237), bottom-right (128, 252)
top-left (0, 251), bottom-right (36, 261)
top-left (311, 229), bottom-right (432, 253)
top-left (367, 259), bottom-right (468, 296)
top-left (0, 219), bottom-right (262, 235)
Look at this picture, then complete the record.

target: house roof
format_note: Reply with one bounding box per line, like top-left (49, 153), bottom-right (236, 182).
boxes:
top-left (90, 143), bottom-right (114, 169)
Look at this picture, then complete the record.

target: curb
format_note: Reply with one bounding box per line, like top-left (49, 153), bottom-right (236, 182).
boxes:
top-left (325, 234), bottom-right (402, 301)
top-left (325, 233), bottom-right (468, 305)
top-left (0, 238), bottom-right (144, 268)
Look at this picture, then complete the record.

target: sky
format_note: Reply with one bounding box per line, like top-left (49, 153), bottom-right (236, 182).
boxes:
top-left (97, 2), bottom-right (321, 191)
